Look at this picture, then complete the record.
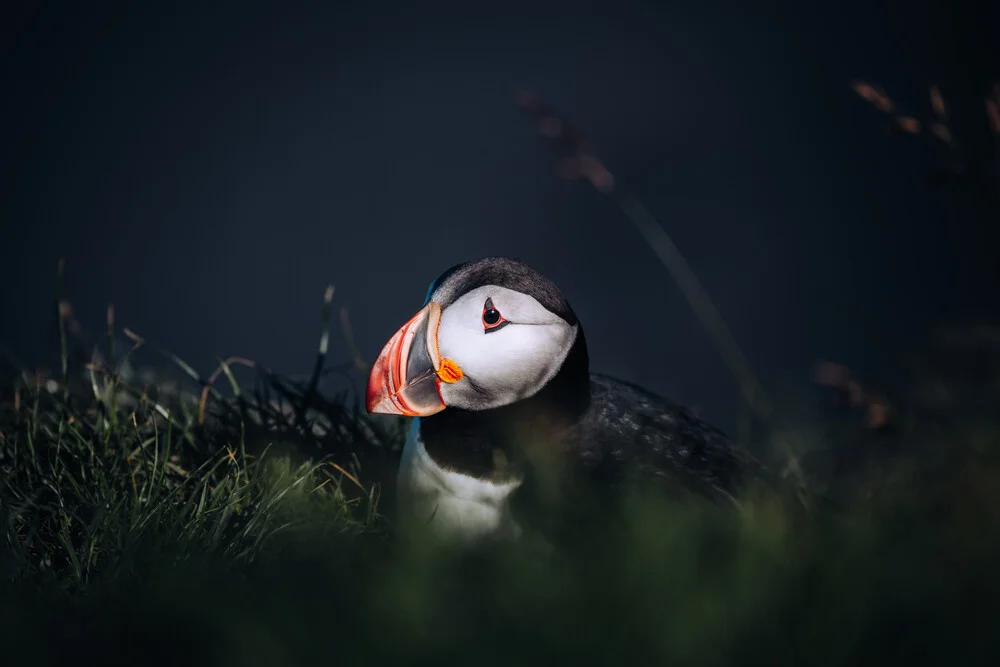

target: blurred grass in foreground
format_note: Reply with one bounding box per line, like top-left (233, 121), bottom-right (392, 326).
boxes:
top-left (2, 301), bottom-right (1000, 667)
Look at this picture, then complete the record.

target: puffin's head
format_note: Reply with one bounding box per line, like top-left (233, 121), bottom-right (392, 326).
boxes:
top-left (366, 257), bottom-right (581, 416)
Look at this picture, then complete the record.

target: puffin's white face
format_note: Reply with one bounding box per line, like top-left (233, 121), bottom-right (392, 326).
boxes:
top-left (436, 285), bottom-right (578, 410)
top-left (366, 282), bottom-right (578, 416)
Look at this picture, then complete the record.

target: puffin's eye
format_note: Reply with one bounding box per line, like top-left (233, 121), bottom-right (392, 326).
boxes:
top-left (482, 298), bottom-right (508, 333)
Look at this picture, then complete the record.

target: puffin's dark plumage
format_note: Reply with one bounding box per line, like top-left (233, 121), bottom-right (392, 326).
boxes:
top-left (569, 374), bottom-right (765, 503)
top-left (367, 256), bottom-right (769, 541)
top-left (425, 257), bottom-right (579, 325)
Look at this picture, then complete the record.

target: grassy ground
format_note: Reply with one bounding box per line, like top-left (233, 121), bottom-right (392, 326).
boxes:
top-left (2, 307), bottom-right (1000, 667)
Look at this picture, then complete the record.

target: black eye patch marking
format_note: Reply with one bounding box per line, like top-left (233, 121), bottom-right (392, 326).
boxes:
top-left (482, 297), bottom-right (509, 333)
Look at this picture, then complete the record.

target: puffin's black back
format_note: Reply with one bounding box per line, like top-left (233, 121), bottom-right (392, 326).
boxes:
top-left (568, 374), bottom-right (766, 502)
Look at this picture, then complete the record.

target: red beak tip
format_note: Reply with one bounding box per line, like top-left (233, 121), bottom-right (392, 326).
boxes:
top-left (365, 384), bottom-right (387, 415)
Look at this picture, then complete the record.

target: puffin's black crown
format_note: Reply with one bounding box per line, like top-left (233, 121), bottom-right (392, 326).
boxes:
top-left (424, 257), bottom-right (578, 327)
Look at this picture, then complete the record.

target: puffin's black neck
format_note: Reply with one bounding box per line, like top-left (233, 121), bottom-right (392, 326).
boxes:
top-left (419, 327), bottom-right (591, 480)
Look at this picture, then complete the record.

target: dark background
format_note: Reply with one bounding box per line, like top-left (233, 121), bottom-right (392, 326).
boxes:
top-left (2, 0), bottom-right (997, 434)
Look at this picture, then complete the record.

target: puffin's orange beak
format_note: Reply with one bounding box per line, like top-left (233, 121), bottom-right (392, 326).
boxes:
top-left (366, 301), bottom-right (464, 416)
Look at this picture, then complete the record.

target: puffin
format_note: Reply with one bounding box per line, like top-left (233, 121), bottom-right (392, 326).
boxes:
top-left (365, 257), bottom-right (769, 543)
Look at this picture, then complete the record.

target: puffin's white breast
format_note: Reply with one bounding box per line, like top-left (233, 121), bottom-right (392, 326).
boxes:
top-left (397, 419), bottom-right (523, 542)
